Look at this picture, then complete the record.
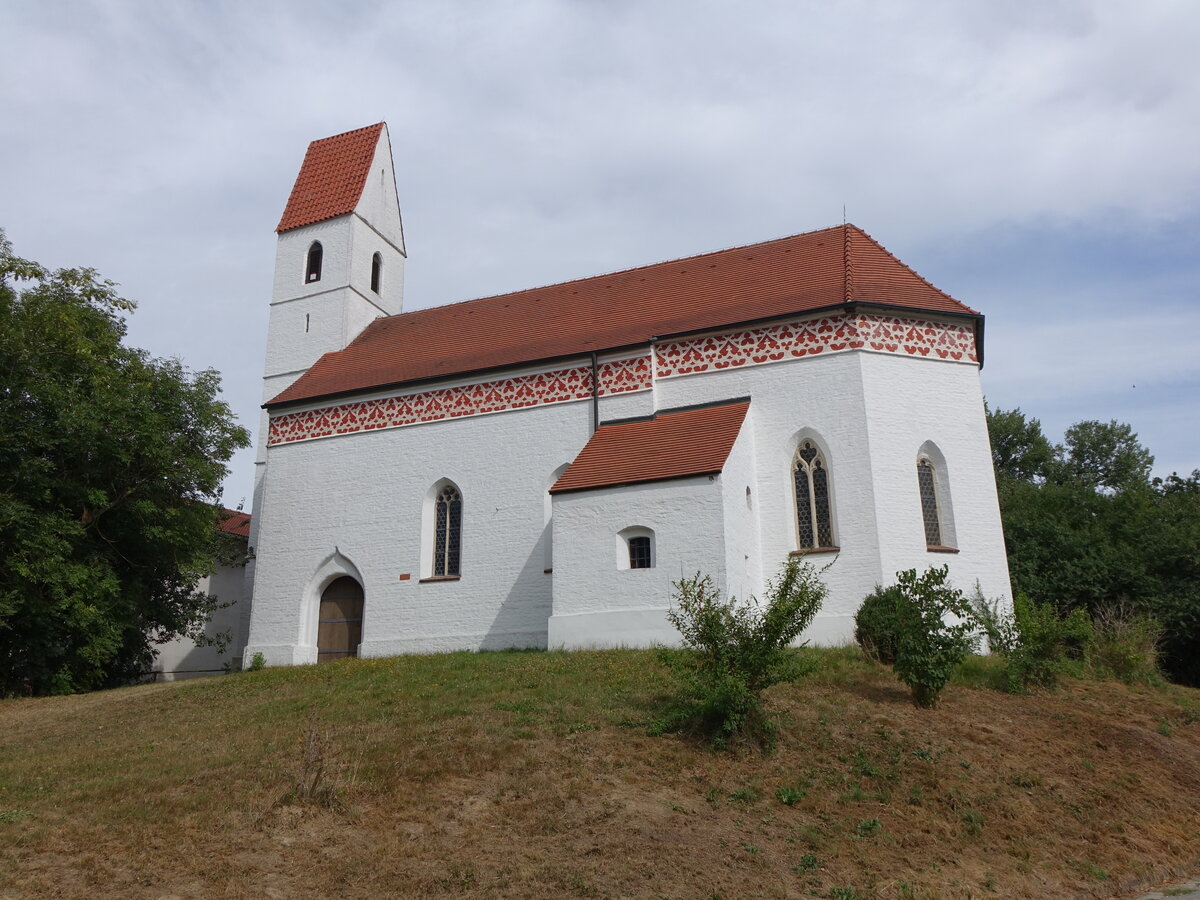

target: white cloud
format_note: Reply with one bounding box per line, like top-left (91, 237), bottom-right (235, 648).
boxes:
top-left (2, 0), bottom-right (1198, 502)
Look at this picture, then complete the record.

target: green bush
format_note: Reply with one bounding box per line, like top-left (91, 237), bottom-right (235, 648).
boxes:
top-left (972, 591), bottom-right (1091, 692)
top-left (891, 566), bottom-right (979, 708)
top-left (1087, 605), bottom-right (1162, 685)
top-left (854, 585), bottom-right (906, 664)
top-left (661, 557), bottom-right (826, 749)
top-left (1008, 595), bottom-right (1091, 690)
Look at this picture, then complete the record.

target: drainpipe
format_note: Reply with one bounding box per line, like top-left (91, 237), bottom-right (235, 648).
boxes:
top-left (590, 352), bottom-right (600, 433)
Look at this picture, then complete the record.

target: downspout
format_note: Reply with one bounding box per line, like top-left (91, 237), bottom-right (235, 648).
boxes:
top-left (590, 351), bottom-right (600, 433)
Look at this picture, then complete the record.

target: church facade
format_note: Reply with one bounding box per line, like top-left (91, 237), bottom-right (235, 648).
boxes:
top-left (242, 123), bottom-right (1011, 668)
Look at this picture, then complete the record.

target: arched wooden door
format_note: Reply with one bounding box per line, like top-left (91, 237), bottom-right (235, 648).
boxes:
top-left (317, 576), bottom-right (364, 664)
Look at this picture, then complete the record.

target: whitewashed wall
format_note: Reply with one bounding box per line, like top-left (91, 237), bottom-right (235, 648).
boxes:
top-left (152, 561), bottom-right (248, 680)
top-left (653, 350), bottom-right (885, 642)
top-left (244, 398), bottom-right (596, 666)
top-left (858, 352), bottom-right (1012, 607)
top-left (718, 407), bottom-right (763, 605)
top-left (549, 474), bottom-right (727, 648)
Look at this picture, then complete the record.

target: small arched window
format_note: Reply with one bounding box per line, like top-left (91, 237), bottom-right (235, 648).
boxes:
top-left (370, 252), bottom-right (383, 293)
top-left (433, 484), bottom-right (463, 576)
top-left (306, 241), bottom-right (323, 283)
top-left (794, 440), bottom-right (835, 550)
top-left (917, 459), bottom-right (943, 547)
top-left (616, 526), bottom-right (655, 570)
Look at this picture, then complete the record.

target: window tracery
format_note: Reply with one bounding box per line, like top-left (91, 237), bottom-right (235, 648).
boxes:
top-left (433, 484), bottom-right (462, 576)
top-left (794, 440), bottom-right (834, 549)
top-left (917, 459), bottom-right (942, 547)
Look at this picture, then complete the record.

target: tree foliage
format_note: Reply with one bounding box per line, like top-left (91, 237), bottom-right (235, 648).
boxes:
top-left (0, 230), bottom-right (250, 695)
top-left (987, 405), bottom-right (1200, 685)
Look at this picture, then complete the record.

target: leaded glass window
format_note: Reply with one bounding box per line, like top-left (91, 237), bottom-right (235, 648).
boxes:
top-left (434, 484), bottom-right (462, 576)
top-left (917, 459), bottom-right (942, 547)
top-left (629, 536), bottom-right (652, 569)
top-left (794, 441), bottom-right (835, 549)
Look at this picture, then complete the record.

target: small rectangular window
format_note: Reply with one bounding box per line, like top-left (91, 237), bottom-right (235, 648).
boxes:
top-left (629, 536), bottom-right (652, 569)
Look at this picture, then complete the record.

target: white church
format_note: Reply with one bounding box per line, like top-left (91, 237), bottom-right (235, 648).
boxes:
top-left (237, 122), bottom-right (1011, 669)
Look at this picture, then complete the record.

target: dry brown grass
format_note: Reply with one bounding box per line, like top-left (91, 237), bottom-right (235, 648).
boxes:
top-left (1, 648), bottom-right (1198, 899)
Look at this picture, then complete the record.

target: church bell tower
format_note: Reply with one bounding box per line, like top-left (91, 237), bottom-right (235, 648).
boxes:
top-left (244, 125), bottom-right (406, 667)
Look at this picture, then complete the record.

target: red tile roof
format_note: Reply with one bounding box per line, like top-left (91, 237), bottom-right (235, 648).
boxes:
top-left (269, 224), bottom-right (978, 407)
top-left (276, 124), bottom-right (385, 233)
top-left (217, 508), bottom-right (251, 539)
top-left (550, 401), bottom-right (751, 494)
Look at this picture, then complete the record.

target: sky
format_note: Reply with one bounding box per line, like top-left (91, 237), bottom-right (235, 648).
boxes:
top-left (2, 0), bottom-right (1197, 508)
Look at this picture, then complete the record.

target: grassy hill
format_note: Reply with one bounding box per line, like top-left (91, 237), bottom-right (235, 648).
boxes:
top-left (1, 648), bottom-right (1198, 899)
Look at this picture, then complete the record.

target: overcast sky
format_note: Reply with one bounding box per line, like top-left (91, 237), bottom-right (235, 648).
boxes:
top-left (3, 0), bottom-right (1197, 507)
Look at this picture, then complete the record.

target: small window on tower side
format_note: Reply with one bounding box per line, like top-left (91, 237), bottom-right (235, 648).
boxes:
top-left (370, 252), bottom-right (382, 293)
top-left (306, 241), bottom-right (323, 283)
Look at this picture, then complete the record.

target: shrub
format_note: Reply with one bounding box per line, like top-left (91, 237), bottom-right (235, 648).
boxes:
top-left (661, 557), bottom-right (826, 748)
top-left (854, 585), bottom-right (906, 664)
top-left (972, 591), bottom-right (1090, 692)
top-left (891, 566), bottom-right (979, 708)
top-left (1008, 594), bottom-right (1091, 690)
top-left (1087, 605), bottom-right (1162, 684)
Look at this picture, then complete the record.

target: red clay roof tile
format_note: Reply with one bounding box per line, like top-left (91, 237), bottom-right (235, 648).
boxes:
top-left (269, 224), bottom-right (978, 406)
top-left (550, 401), bottom-right (751, 494)
top-left (217, 508), bottom-right (251, 539)
top-left (276, 124), bottom-right (384, 233)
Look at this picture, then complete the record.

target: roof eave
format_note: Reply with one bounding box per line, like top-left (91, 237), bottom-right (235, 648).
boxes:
top-left (266, 301), bottom-right (983, 411)
top-left (549, 469), bottom-right (724, 496)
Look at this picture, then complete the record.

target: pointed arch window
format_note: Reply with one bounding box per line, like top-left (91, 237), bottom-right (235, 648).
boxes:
top-left (794, 440), bottom-right (834, 550)
top-left (370, 252), bottom-right (383, 293)
top-left (433, 484), bottom-right (462, 577)
top-left (306, 241), bottom-right (323, 283)
top-left (917, 459), bottom-right (943, 547)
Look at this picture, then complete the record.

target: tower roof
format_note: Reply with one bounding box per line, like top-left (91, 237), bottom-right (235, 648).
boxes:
top-left (276, 124), bottom-right (385, 233)
top-left (267, 224), bottom-right (980, 407)
top-left (550, 400), bottom-right (751, 494)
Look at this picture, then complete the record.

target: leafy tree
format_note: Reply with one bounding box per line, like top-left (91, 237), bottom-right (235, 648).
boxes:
top-left (1056, 419), bottom-right (1154, 493)
top-left (985, 405), bottom-right (1055, 483)
top-left (986, 404), bottom-right (1200, 685)
top-left (0, 230), bottom-right (250, 695)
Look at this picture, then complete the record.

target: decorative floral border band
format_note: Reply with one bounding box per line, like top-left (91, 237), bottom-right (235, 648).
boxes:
top-left (268, 313), bottom-right (975, 446)
top-left (268, 356), bottom-right (651, 445)
top-left (654, 313), bottom-right (976, 378)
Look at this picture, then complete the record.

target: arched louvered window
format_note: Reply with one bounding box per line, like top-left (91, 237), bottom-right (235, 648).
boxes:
top-left (370, 252), bottom-right (382, 293)
top-left (433, 484), bottom-right (463, 577)
top-left (306, 241), bottom-right (323, 283)
top-left (794, 440), bottom-right (835, 550)
top-left (917, 458), bottom-right (943, 547)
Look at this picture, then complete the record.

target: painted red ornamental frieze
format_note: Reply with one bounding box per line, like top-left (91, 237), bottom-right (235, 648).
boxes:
top-left (654, 313), bottom-right (976, 378)
top-left (268, 356), bottom-right (652, 446)
top-left (268, 313), bottom-right (974, 446)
